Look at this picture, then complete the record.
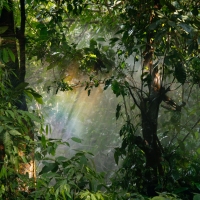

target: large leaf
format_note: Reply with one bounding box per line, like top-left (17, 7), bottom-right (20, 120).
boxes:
top-left (9, 130), bottom-right (21, 136)
top-left (7, 48), bottom-right (15, 62)
top-left (24, 88), bottom-right (43, 104)
top-left (174, 63), bottom-right (186, 84)
top-left (179, 22), bottom-right (192, 34)
top-left (193, 194), bottom-right (200, 200)
top-left (111, 80), bottom-right (125, 97)
top-left (2, 48), bottom-right (9, 63)
top-left (15, 82), bottom-right (29, 90)
top-left (39, 162), bottom-right (58, 175)
top-left (71, 137), bottom-right (82, 143)
top-left (0, 26), bottom-right (8, 34)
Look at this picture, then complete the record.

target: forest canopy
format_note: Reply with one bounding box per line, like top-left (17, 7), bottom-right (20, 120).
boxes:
top-left (0, 0), bottom-right (200, 199)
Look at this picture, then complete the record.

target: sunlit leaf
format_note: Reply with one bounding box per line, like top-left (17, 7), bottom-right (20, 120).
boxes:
top-left (9, 130), bottom-right (21, 136)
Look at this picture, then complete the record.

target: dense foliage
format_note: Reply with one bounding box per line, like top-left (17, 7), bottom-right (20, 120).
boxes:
top-left (0, 0), bottom-right (200, 199)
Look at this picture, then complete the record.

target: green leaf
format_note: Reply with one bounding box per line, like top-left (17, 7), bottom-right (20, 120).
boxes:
top-left (45, 125), bottom-right (48, 134)
top-left (67, 4), bottom-right (73, 12)
top-left (6, 110), bottom-right (15, 119)
top-left (173, 187), bottom-right (188, 194)
top-left (96, 37), bottom-right (105, 42)
top-left (9, 130), bottom-right (21, 136)
top-left (168, 20), bottom-right (176, 28)
top-left (115, 29), bottom-right (125, 35)
top-left (179, 22), bottom-right (192, 34)
top-left (79, 155), bottom-right (88, 166)
top-left (174, 63), bottom-right (186, 84)
top-left (56, 156), bottom-right (68, 163)
top-left (111, 80), bottom-right (122, 97)
top-left (25, 111), bottom-right (41, 123)
top-left (24, 88), bottom-right (43, 104)
top-left (192, 6), bottom-right (199, 16)
top-left (197, 37), bottom-right (200, 46)
top-left (197, 148), bottom-right (200, 154)
top-left (195, 183), bottom-right (200, 191)
top-left (193, 194), bottom-right (200, 200)
top-left (88, 89), bottom-right (91, 96)
top-left (15, 82), bottom-right (29, 90)
top-left (3, 131), bottom-right (12, 153)
top-left (40, 134), bottom-right (46, 147)
top-left (7, 48), bottom-right (15, 62)
top-left (35, 97), bottom-right (43, 104)
top-left (149, 19), bottom-right (161, 30)
top-left (151, 197), bottom-right (166, 200)
top-left (114, 148), bottom-right (121, 165)
top-left (40, 26), bottom-right (48, 36)
top-left (116, 104), bottom-right (121, 120)
top-left (47, 62), bottom-right (55, 70)
top-left (25, 88), bottom-right (42, 98)
top-left (91, 193), bottom-right (97, 200)
top-left (109, 37), bottom-right (119, 45)
top-left (122, 31), bottom-right (128, 41)
top-left (0, 126), bottom-right (4, 134)
top-left (71, 137), bottom-right (82, 143)
top-left (39, 162), bottom-right (58, 175)
top-left (0, 26), bottom-right (8, 34)
top-left (21, 155), bottom-right (28, 163)
top-left (2, 48), bottom-right (9, 63)
top-left (26, 0), bottom-right (32, 4)
top-left (90, 39), bottom-right (97, 48)
top-left (41, 171), bottom-right (56, 179)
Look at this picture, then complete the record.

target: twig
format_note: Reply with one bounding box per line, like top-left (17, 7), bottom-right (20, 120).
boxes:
top-left (187, 83), bottom-right (194, 102)
top-left (175, 118), bottom-right (200, 151)
top-left (127, 86), bottom-right (141, 109)
top-left (123, 95), bottom-right (129, 121)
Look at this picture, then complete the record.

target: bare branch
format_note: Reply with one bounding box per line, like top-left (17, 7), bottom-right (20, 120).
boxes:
top-left (127, 86), bottom-right (141, 110)
top-left (175, 118), bottom-right (200, 151)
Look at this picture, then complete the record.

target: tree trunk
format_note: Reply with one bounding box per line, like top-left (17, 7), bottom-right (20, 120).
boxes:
top-left (0, 0), bottom-right (35, 179)
top-left (140, 0), bottom-right (163, 195)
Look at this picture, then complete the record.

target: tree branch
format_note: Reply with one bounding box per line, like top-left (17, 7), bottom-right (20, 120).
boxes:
top-left (126, 85), bottom-right (141, 110)
top-left (175, 118), bottom-right (200, 151)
